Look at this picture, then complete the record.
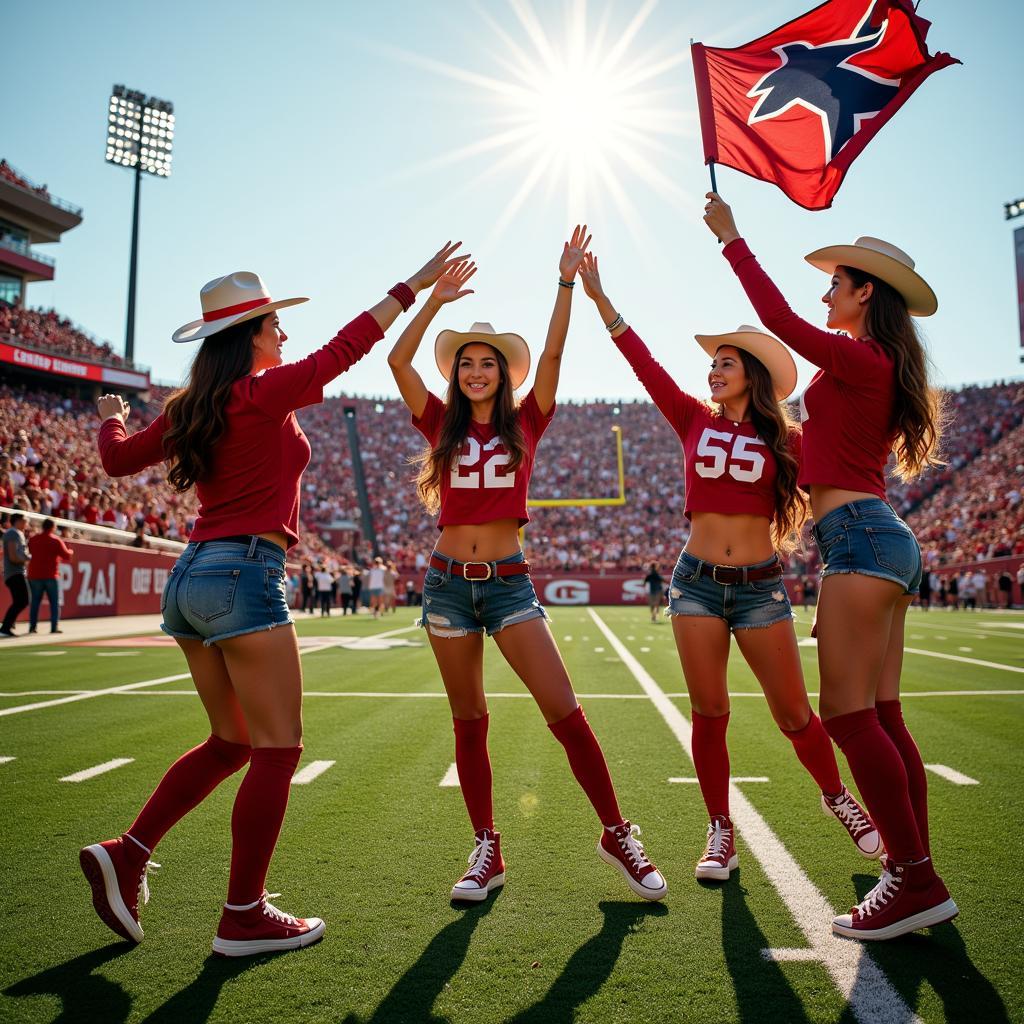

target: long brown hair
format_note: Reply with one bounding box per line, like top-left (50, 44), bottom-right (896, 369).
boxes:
top-left (162, 314), bottom-right (268, 491)
top-left (415, 343), bottom-right (527, 514)
top-left (733, 348), bottom-right (809, 554)
top-left (841, 266), bottom-right (944, 480)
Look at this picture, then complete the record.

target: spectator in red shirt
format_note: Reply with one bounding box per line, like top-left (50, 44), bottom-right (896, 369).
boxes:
top-left (27, 518), bottom-right (73, 633)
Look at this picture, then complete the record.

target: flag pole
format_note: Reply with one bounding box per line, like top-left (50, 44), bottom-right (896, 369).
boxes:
top-left (708, 159), bottom-right (718, 194)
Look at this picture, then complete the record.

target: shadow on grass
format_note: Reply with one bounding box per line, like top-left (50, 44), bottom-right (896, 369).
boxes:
top-left (3, 943), bottom-right (135, 1024)
top-left (341, 896), bottom-right (497, 1024)
top-left (507, 900), bottom-right (668, 1024)
top-left (844, 871), bottom-right (1010, 1024)
top-left (720, 872), bottom-right (811, 1024)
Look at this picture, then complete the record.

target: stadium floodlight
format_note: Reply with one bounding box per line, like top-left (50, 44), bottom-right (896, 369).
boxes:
top-left (1005, 198), bottom-right (1024, 221)
top-left (105, 84), bottom-right (175, 364)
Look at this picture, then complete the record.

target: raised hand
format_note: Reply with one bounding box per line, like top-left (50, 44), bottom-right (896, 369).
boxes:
top-left (430, 260), bottom-right (477, 305)
top-left (579, 252), bottom-right (605, 301)
top-left (97, 394), bottom-right (130, 422)
top-left (410, 241), bottom-right (471, 293)
top-left (559, 223), bottom-right (592, 282)
top-left (703, 192), bottom-right (740, 245)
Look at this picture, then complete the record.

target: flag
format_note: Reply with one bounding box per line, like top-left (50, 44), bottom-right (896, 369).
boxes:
top-left (691, 0), bottom-right (960, 210)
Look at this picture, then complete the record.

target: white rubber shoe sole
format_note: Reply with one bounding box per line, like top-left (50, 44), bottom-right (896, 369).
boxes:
top-left (80, 844), bottom-right (144, 943)
top-left (451, 872), bottom-right (505, 902)
top-left (695, 853), bottom-right (739, 882)
top-left (212, 917), bottom-right (325, 957)
top-left (832, 898), bottom-right (959, 940)
top-left (820, 795), bottom-right (884, 859)
top-left (596, 842), bottom-right (668, 901)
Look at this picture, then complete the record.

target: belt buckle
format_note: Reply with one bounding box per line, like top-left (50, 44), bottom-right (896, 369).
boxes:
top-left (462, 560), bottom-right (493, 581)
top-left (711, 564), bottom-right (734, 585)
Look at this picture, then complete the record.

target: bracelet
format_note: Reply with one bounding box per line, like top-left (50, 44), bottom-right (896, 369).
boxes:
top-left (388, 282), bottom-right (416, 312)
top-left (605, 313), bottom-right (624, 332)
top-left (557, 278), bottom-right (575, 289)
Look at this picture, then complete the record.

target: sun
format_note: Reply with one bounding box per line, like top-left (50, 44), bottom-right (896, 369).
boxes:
top-left (379, 0), bottom-right (697, 245)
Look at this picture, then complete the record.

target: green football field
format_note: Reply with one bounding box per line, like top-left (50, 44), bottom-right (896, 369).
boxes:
top-left (1, 606), bottom-right (1021, 1023)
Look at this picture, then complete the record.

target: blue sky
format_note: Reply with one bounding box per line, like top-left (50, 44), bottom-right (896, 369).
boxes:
top-left (3, 0), bottom-right (1021, 400)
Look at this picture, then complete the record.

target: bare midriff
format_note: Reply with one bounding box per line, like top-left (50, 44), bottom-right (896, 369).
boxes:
top-left (435, 519), bottom-right (523, 563)
top-left (809, 485), bottom-right (881, 522)
top-left (257, 531), bottom-right (290, 555)
top-left (684, 512), bottom-right (777, 567)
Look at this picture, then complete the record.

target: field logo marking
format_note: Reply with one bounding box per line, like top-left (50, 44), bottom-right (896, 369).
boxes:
top-left (588, 609), bottom-right (922, 1024)
top-left (924, 764), bottom-right (979, 786)
top-left (291, 760), bottom-right (336, 785)
top-left (439, 762), bottom-right (460, 788)
top-left (60, 758), bottom-right (134, 783)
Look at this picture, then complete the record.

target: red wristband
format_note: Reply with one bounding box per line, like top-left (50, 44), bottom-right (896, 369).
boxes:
top-left (388, 282), bottom-right (415, 312)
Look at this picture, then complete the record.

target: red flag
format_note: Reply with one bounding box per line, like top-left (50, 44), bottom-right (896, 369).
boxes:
top-left (691, 0), bottom-right (960, 210)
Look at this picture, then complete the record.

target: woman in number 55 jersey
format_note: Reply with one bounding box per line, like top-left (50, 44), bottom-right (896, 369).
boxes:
top-left (579, 251), bottom-right (880, 886)
top-left (388, 228), bottom-right (666, 905)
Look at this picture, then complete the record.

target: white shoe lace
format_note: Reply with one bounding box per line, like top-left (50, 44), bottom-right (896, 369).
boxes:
top-left (262, 893), bottom-right (300, 926)
top-left (617, 823), bottom-right (652, 870)
top-left (852, 865), bottom-right (902, 919)
top-left (702, 820), bottom-right (731, 863)
top-left (466, 834), bottom-right (494, 880)
top-left (138, 860), bottom-right (160, 906)
top-left (831, 791), bottom-right (871, 837)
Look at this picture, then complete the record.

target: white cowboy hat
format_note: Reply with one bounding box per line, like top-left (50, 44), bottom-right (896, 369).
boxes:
top-left (172, 272), bottom-right (308, 343)
top-left (804, 237), bottom-right (937, 317)
top-left (434, 322), bottom-right (531, 390)
top-left (694, 325), bottom-right (798, 401)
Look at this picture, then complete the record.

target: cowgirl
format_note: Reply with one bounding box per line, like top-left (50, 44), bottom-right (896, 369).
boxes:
top-left (705, 193), bottom-right (956, 941)
top-left (387, 228), bottom-right (666, 903)
top-left (579, 253), bottom-right (879, 883)
top-left (83, 244), bottom-right (462, 956)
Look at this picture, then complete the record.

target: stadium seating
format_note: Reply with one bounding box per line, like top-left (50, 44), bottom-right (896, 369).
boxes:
top-left (0, 306), bottom-right (128, 368)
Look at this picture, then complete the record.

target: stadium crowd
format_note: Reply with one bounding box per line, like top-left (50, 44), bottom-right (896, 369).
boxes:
top-left (0, 159), bottom-right (50, 200)
top-left (0, 305), bottom-right (129, 368)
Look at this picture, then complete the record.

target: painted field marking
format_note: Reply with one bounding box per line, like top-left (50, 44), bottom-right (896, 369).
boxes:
top-left (902, 648), bottom-right (1024, 674)
top-left (669, 776), bottom-right (769, 784)
top-left (0, 756), bottom-right (15, 765)
top-left (291, 760), bottom-right (336, 785)
top-left (31, 651), bottom-right (67, 657)
top-left (2, 690), bottom-right (92, 697)
top-left (439, 762), bottom-right (460, 788)
top-left (588, 609), bottom-right (920, 1024)
top-left (61, 758), bottom-right (134, 783)
top-left (924, 764), bottom-right (979, 786)
top-left (97, 652), bottom-right (140, 657)
top-left (594, 647), bottom-right (605, 653)
top-left (958, 647), bottom-right (973, 653)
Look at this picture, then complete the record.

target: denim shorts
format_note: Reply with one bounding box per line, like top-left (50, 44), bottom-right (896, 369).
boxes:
top-left (161, 537), bottom-right (294, 646)
top-left (667, 551), bottom-right (793, 631)
top-left (419, 551), bottom-right (549, 637)
top-left (812, 498), bottom-right (922, 595)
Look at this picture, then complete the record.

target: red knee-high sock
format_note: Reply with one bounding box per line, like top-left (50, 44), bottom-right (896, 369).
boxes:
top-left (877, 699), bottom-right (930, 857)
top-left (824, 709), bottom-right (929, 867)
top-left (781, 713), bottom-right (843, 797)
top-left (453, 715), bottom-right (493, 833)
top-left (548, 705), bottom-right (622, 827)
top-left (226, 745), bottom-right (302, 906)
top-left (690, 710), bottom-right (731, 821)
top-left (126, 735), bottom-right (251, 852)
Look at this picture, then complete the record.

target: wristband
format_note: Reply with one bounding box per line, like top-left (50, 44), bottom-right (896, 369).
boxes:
top-left (605, 313), bottom-right (624, 333)
top-left (388, 282), bottom-right (416, 312)
top-left (557, 278), bottom-right (575, 289)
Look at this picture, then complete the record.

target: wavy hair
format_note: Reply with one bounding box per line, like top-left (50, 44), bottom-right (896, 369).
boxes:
top-left (162, 315), bottom-right (268, 491)
top-left (415, 343), bottom-right (527, 514)
top-left (732, 348), bottom-right (809, 554)
top-left (840, 267), bottom-right (945, 480)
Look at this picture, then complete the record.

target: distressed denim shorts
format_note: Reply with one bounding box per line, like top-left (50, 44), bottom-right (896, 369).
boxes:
top-left (667, 550), bottom-right (793, 631)
top-left (812, 498), bottom-right (923, 595)
top-left (419, 551), bottom-right (549, 637)
top-left (161, 537), bottom-right (294, 646)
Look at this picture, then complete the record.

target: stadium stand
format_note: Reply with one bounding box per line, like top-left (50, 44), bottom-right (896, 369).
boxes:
top-left (0, 305), bottom-right (128, 367)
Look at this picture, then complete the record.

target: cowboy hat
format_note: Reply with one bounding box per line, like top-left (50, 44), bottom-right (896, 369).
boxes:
top-left (803, 237), bottom-right (937, 317)
top-left (172, 271), bottom-right (308, 343)
top-left (694, 325), bottom-right (798, 401)
top-left (434, 322), bottom-right (531, 390)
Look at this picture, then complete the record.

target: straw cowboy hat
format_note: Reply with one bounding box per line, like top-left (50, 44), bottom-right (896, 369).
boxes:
top-left (172, 272), bottom-right (308, 343)
top-left (434, 322), bottom-right (531, 390)
top-left (804, 237), bottom-right (937, 317)
top-left (694, 325), bottom-right (798, 402)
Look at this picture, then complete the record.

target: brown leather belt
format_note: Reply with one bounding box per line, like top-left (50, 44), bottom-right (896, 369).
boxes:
top-left (699, 558), bottom-right (782, 585)
top-left (429, 554), bottom-right (531, 581)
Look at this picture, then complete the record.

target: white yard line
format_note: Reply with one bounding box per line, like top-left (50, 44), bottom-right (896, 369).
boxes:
top-left (588, 609), bottom-right (920, 1024)
top-left (924, 764), bottom-right (979, 786)
top-left (60, 758), bottom-right (134, 783)
top-left (669, 776), bottom-right (769, 783)
top-left (902, 648), bottom-right (1024, 674)
top-left (291, 760), bottom-right (336, 785)
top-left (439, 762), bottom-right (460, 787)
top-left (0, 756), bottom-right (15, 764)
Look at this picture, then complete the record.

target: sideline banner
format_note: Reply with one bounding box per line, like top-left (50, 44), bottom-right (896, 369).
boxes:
top-left (0, 338), bottom-right (150, 390)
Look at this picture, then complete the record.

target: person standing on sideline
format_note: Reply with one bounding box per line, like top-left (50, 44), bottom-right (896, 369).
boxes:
top-left (81, 242), bottom-right (465, 956)
top-left (27, 518), bottom-right (73, 633)
top-left (643, 562), bottom-right (665, 623)
top-left (337, 566), bottom-right (354, 614)
top-left (366, 556), bottom-right (386, 617)
top-left (389, 229), bottom-right (667, 904)
top-left (705, 192), bottom-right (956, 941)
top-left (1, 511), bottom-right (30, 637)
top-left (918, 567), bottom-right (932, 610)
top-left (300, 563), bottom-right (316, 614)
top-left (314, 564), bottom-right (334, 616)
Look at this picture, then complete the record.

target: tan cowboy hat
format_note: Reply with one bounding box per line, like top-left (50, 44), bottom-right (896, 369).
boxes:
top-left (172, 271), bottom-right (308, 343)
top-left (804, 237), bottom-right (937, 317)
top-left (694, 325), bottom-right (798, 401)
top-left (434, 322), bottom-right (531, 390)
